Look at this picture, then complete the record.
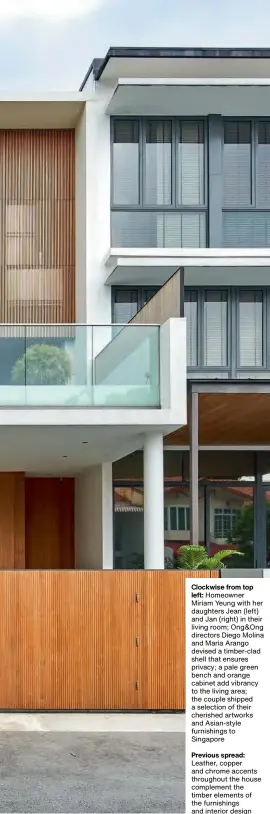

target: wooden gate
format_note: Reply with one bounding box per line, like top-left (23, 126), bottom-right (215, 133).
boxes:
top-left (0, 569), bottom-right (219, 710)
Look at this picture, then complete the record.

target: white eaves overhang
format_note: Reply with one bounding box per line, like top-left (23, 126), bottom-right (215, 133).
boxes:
top-left (106, 77), bottom-right (270, 116)
top-left (104, 248), bottom-right (184, 285)
top-left (104, 248), bottom-right (270, 287)
top-left (0, 93), bottom-right (90, 128)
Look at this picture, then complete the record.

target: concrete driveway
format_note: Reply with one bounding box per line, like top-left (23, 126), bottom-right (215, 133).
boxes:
top-left (0, 731), bottom-right (185, 812)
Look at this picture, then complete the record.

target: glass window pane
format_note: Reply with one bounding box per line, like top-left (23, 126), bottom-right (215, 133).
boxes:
top-left (144, 120), bottom-right (172, 205)
top-left (178, 121), bottom-right (205, 205)
top-left (223, 120), bottom-right (251, 206)
top-left (203, 291), bottom-right (228, 367)
top-left (238, 291), bottom-right (263, 367)
top-left (111, 210), bottom-right (206, 249)
top-left (223, 211), bottom-right (270, 248)
top-left (177, 507), bottom-right (185, 531)
top-left (170, 507), bottom-right (177, 531)
top-left (257, 122), bottom-right (270, 206)
top-left (113, 289), bottom-right (138, 323)
top-left (184, 292), bottom-right (198, 366)
top-left (186, 507), bottom-right (190, 531)
top-left (112, 120), bottom-right (139, 205)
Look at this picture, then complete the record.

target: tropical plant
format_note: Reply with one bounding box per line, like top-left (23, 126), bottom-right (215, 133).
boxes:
top-left (11, 344), bottom-right (72, 386)
top-left (175, 544), bottom-right (243, 571)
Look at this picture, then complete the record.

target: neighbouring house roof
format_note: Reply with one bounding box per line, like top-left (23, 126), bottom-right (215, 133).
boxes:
top-left (114, 478), bottom-right (270, 510)
top-left (115, 505), bottom-right (143, 513)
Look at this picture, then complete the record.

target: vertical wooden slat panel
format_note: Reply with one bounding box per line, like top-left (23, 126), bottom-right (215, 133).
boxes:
top-left (14, 473), bottom-right (26, 569)
top-left (0, 571), bottom-right (220, 710)
top-left (0, 130), bottom-right (75, 325)
top-left (0, 473), bottom-right (25, 568)
top-left (141, 571), bottom-right (219, 710)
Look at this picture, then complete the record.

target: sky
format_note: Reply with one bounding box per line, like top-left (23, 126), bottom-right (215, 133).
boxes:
top-left (0, 0), bottom-right (268, 91)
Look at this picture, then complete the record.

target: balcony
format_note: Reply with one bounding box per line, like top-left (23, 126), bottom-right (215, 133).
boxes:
top-left (0, 324), bottom-right (160, 408)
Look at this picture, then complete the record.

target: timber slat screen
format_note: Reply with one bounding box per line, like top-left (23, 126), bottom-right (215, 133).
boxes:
top-left (0, 570), bottom-right (219, 710)
top-left (0, 130), bottom-right (75, 324)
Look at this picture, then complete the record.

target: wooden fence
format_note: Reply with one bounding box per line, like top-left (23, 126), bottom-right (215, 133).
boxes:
top-left (0, 570), bottom-right (219, 710)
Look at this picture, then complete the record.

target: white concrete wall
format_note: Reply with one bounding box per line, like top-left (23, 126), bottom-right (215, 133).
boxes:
top-left (75, 463), bottom-right (113, 569)
top-left (160, 317), bottom-right (187, 422)
top-left (85, 93), bottom-right (111, 331)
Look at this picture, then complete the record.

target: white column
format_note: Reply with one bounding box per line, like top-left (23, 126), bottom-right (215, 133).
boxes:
top-left (144, 433), bottom-right (164, 569)
top-left (75, 463), bottom-right (113, 569)
top-left (102, 462), bottom-right (113, 569)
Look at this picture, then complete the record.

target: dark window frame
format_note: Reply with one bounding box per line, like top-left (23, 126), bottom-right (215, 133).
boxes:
top-left (214, 507), bottom-right (239, 539)
top-left (222, 117), bottom-right (270, 212)
top-left (111, 116), bottom-right (208, 214)
top-left (111, 285), bottom-right (159, 322)
top-left (185, 286), bottom-right (270, 377)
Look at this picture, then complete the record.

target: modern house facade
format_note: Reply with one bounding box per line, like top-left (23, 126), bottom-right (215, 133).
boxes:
top-left (2, 48), bottom-right (270, 710)
top-left (79, 46), bottom-right (270, 571)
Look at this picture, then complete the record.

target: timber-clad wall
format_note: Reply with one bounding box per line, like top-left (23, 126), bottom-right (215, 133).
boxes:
top-left (130, 269), bottom-right (181, 325)
top-left (0, 130), bottom-right (75, 324)
top-left (0, 570), bottom-right (219, 710)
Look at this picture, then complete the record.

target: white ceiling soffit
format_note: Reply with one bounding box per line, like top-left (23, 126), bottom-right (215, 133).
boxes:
top-left (104, 248), bottom-right (270, 286)
top-left (0, 96), bottom-right (85, 128)
top-left (105, 249), bottom-right (181, 285)
top-left (106, 78), bottom-right (270, 116)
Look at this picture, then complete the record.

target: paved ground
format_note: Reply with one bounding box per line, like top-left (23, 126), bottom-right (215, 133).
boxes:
top-left (0, 712), bottom-right (186, 733)
top-left (0, 732), bottom-right (185, 813)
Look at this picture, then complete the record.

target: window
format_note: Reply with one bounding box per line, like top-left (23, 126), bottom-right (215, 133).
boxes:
top-left (214, 508), bottom-right (239, 539)
top-left (203, 291), bottom-right (228, 367)
top-left (184, 291), bottom-right (198, 366)
top-left (112, 120), bottom-right (139, 206)
top-left (145, 120), bottom-right (172, 205)
top-left (178, 120), bottom-right (204, 206)
top-left (257, 122), bottom-right (270, 206)
top-left (223, 121), bottom-right (251, 207)
top-left (165, 506), bottom-right (190, 532)
top-left (238, 290), bottom-right (263, 367)
top-left (222, 119), bottom-right (270, 248)
top-left (112, 287), bottom-right (159, 323)
top-left (113, 290), bottom-right (138, 324)
top-left (184, 287), bottom-right (268, 373)
top-left (111, 118), bottom-right (207, 249)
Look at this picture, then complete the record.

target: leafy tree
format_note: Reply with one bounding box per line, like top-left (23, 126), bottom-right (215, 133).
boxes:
top-left (11, 344), bottom-right (72, 386)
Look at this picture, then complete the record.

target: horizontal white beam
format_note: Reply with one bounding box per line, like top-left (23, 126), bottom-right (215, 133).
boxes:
top-left (165, 445), bottom-right (270, 451)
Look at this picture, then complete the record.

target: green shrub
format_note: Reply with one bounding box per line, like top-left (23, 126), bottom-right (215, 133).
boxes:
top-left (11, 344), bottom-right (72, 386)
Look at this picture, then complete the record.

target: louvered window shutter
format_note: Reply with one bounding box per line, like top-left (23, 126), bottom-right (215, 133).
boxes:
top-left (203, 291), bottom-right (228, 367)
top-left (178, 121), bottom-right (204, 205)
top-left (256, 121), bottom-right (270, 206)
top-left (144, 120), bottom-right (172, 205)
top-left (223, 120), bottom-right (251, 206)
top-left (111, 210), bottom-right (206, 248)
top-left (113, 290), bottom-right (138, 323)
top-left (184, 292), bottom-right (198, 366)
top-left (112, 120), bottom-right (139, 205)
top-left (238, 290), bottom-right (263, 367)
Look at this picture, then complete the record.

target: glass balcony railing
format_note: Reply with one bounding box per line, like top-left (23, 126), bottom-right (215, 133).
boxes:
top-left (0, 324), bottom-right (160, 408)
